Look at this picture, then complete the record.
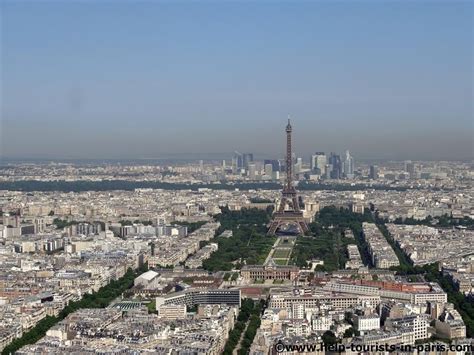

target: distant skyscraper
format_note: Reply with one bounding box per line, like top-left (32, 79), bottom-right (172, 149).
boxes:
top-left (310, 154), bottom-right (317, 170)
top-left (248, 163), bottom-right (257, 180)
top-left (264, 159), bottom-right (280, 172)
top-left (242, 153), bottom-right (254, 169)
top-left (325, 164), bottom-right (332, 179)
top-left (369, 165), bottom-right (379, 180)
top-left (329, 152), bottom-right (342, 179)
top-left (343, 150), bottom-right (355, 179)
top-left (406, 162), bottom-right (417, 179)
top-left (233, 151), bottom-right (243, 171)
top-left (264, 163), bottom-right (273, 177)
top-left (311, 152), bottom-right (326, 175)
top-left (404, 160), bottom-right (412, 172)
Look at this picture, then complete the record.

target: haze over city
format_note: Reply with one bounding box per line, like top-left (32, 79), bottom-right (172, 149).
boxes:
top-left (1, 1), bottom-right (473, 161)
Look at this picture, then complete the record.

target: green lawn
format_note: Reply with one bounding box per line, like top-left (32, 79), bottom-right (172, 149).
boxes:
top-left (272, 248), bottom-right (291, 259)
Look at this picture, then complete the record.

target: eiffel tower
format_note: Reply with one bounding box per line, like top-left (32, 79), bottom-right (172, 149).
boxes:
top-left (267, 119), bottom-right (309, 236)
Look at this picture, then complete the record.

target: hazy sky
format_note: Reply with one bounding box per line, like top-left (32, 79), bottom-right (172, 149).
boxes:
top-left (1, 1), bottom-right (473, 161)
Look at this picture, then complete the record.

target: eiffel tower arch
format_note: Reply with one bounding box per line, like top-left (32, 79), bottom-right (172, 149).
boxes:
top-left (268, 119), bottom-right (310, 236)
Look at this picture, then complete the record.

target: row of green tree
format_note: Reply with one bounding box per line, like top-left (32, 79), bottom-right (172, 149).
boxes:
top-left (1, 264), bottom-right (148, 355)
top-left (378, 223), bottom-right (474, 337)
top-left (52, 219), bottom-right (105, 231)
top-left (388, 215), bottom-right (474, 229)
top-left (426, 271), bottom-right (474, 338)
top-left (380, 225), bottom-right (473, 338)
top-left (53, 218), bottom-right (78, 229)
top-left (377, 223), bottom-right (413, 269)
top-left (389, 262), bottom-right (474, 338)
top-left (222, 299), bottom-right (262, 355)
top-left (249, 197), bottom-right (273, 203)
top-left (222, 299), bottom-right (254, 354)
top-left (119, 219), bottom-right (154, 226)
top-left (174, 220), bottom-right (208, 233)
top-left (223, 272), bottom-right (239, 282)
top-left (238, 300), bottom-right (264, 355)
top-left (202, 207), bottom-right (275, 271)
top-left (387, 260), bottom-right (474, 337)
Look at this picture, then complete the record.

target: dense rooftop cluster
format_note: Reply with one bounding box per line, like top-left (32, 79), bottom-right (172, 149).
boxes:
top-left (0, 159), bottom-right (472, 353)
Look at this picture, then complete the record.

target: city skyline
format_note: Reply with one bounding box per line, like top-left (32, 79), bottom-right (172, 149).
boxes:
top-left (1, 1), bottom-right (472, 161)
top-left (0, 1), bottom-right (473, 353)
